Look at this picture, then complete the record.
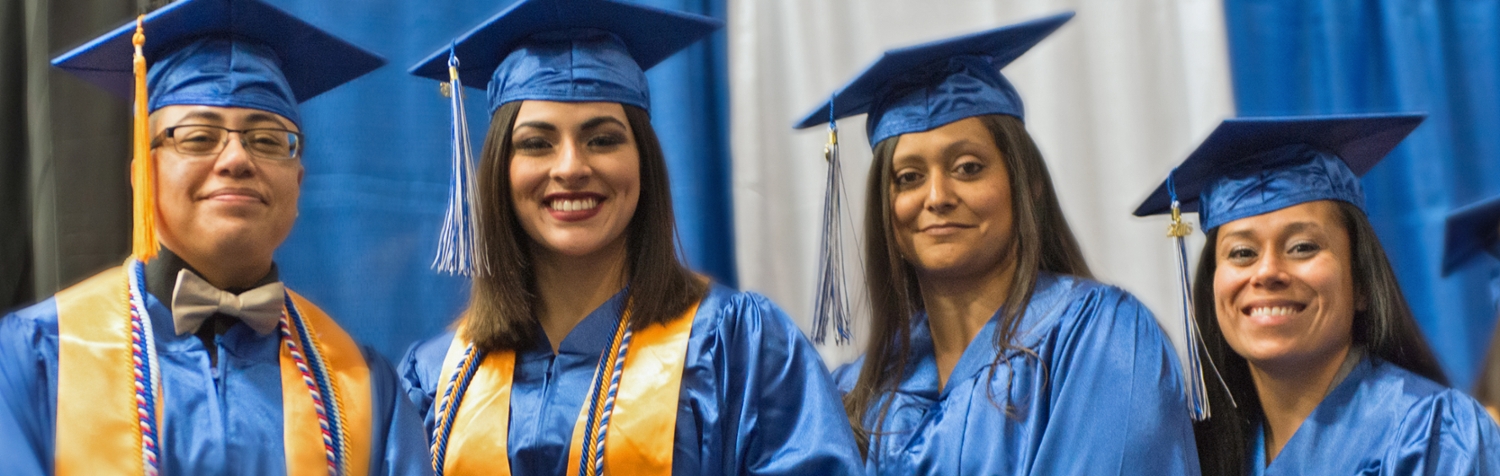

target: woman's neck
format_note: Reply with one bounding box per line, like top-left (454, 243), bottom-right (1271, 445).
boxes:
top-left (918, 257), bottom-right (1016, 391)
top-left (531, 239), bottom-right (629, 353)
top-left (1250, 342), bottom-right (1353, 464)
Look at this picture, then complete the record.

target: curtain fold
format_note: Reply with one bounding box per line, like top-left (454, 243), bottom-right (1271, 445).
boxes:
top-left (1225, 0), bottom-right (1500, 390)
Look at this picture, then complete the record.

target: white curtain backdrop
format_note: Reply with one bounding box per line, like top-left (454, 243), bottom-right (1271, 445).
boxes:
top-left (729, 0), bottom-right (1235, 367)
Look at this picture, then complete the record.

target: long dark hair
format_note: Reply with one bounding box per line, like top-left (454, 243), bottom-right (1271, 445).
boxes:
top-left (1192, 201), bottom-right (1447, 476)
top-left (844, 114), bottom-right (1092, 452)
top-left (461, 101), bottom-right (706, 353)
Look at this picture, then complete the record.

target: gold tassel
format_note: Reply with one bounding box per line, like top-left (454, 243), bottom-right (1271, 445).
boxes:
top-left (130, 15), bottom-right (158, 262)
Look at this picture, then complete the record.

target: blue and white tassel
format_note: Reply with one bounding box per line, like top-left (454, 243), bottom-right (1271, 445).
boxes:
top-left (1167, 171), bottom-right (1232, 420)
top-left (433, 44), bottom-right (487, 276)
top-left (812, 95), bottom-right (851, 345)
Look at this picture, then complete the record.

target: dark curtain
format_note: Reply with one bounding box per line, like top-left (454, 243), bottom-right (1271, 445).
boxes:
top-left (2, 0), bottom-right (160, 313)
top-left (1225, 0), bottom-right (1500, 389)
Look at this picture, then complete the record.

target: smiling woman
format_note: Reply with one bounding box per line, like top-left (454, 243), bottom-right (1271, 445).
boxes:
top-left (1135, 114), bottom-right (1500, 475)
top-left (397, 1), bottom-right (862, 475)
top-left (797, 12), bottom-right (1201, 475)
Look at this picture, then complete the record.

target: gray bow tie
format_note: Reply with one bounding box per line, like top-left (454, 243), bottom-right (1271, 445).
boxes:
top-left (170, 269), bottom-right (285, 336)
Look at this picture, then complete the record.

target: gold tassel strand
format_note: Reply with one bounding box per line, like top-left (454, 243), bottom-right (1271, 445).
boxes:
top-left (130, 15), bottom-right (159, 262)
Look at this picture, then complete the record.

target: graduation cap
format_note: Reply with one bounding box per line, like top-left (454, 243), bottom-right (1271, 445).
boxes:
top-left (1443, 195), bottom-right (1500, 276)
top-left (51, 0), bottom-right (385, 126)
top-left (793, 11), bottom-right (1074, 146)
top-left (409, 0), bottom-right (722, 114)
top-left (49, 0), bottom-right (384, 262)
top-left (1134, 114), bottom-right (1426, 230)
top-left (409, 0), bottom-right (721, 275)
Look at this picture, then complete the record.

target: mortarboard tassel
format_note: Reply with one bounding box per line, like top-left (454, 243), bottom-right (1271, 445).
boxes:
top-left (812, 95), bottom-right (851, 345)
top-left (130, 15), bottom-right (159, 263)
top-left (433, 45), bottom-right (487, 276)
top-left (1166, 171), bottom-right (1232, 420)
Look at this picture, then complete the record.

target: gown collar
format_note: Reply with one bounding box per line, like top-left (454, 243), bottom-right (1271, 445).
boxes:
top-left (900, 272), bottom-right (1069, 400)
top-left (542, 287), bottom-right (629, 357)
top-left (1253, 349), bottom-right (1375, 472)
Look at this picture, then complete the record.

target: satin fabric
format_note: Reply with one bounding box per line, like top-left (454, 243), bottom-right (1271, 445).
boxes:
top-left (833, 273), bottom-right (1200, 475)
top-left (1197, 145), bottom-right (1365, 231)
top-left (0, 272), bottom-right (434, 476)
top-left (400, 284), bottom-right (862, 475)
top-left (1247, 356), bottom-right (1500, 475)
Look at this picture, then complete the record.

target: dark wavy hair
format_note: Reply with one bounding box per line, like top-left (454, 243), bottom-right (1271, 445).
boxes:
top-left (843, 114), bottom-right (1092, 453)
top-left (1191, 200), bottom-right (1447, 476)
top-left (460, 101), bottom-right (706, 353)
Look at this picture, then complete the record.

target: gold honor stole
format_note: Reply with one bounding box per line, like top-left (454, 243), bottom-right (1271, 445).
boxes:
top-left (434, 299), bottom-right (701, 476)
top-left (53, 264), bottom-right (373, 476)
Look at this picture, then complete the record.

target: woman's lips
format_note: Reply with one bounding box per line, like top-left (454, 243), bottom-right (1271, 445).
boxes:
top-left (919, 222), bottom-right (974, 237)
top-left (1241, 301), bottom-right (1308, 327)
top-left (544, 193), bottom-right (604, 222)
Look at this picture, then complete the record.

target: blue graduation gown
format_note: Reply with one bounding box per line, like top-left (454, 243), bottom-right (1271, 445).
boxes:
top-left (833, 272), bottom-right (1201, 475)
top-left (399, 284), bottom-right (863, 475)
top-left (1248, 356), bottom-right (1500, 475)
top-left (0, 286), bottom-right (433, 476)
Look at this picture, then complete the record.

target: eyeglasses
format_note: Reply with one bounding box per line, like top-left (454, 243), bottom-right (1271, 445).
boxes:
top-left (151, 124), bottom-right (303, 161)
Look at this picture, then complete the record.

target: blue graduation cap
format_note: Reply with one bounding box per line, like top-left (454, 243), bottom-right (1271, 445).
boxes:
top-left (1443, 195), bottom-right (1500, 276)
top-left (50, 0), bottom-right (385, 126)
top-left (793, 11), bottom-right (1073, 146)
top-left (1133, 113), bottom-right (1426, 230)
top-left (408, 0), bottom-right (722, 114)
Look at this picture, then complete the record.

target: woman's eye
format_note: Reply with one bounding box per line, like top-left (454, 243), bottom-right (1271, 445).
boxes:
top-left (954, 161), bottom-right (984, 176)
top-left (1226, 247), bottom-right (1257, 262)
top-left (893, 171), bottom-right (922, 187)
top-left (588, 133), bottom-right (626, 148)
top-left (1288, 242), bottom-right (1321, 256)
top-left (515, 137), bottom-right (552, 151)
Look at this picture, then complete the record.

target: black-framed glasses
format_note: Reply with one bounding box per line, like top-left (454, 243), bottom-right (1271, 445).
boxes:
top-left (151, 124), bottom-right (303, 161)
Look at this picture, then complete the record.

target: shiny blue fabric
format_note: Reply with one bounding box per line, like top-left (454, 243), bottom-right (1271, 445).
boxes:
top-left (0, 280), bottom-right (434, 476)
top-left (488, 29), bottom-right (651, 113)
top-left (1224, 0), bottom-right (1500, 388)
top-left (149, 36), bottom-right (302, 125)
top-left (833, 273), bottom-right (1200, 475)
top-left (1199, 146), bottom-right (1365, 230)
top-left (864, 55), bottom-right (1023, 146)
top-left (399, 284), bottom-right (862, 475)
top-left (1244, 356), bottom-right (1500, 475)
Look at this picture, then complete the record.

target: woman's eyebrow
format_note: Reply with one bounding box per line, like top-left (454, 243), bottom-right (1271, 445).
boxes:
top-left (513, 121), bottom-right (557, 132)
top-left (580, 116), bottom-right (627, 131)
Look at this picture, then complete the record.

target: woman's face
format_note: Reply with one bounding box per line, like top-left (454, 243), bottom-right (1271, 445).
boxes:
top-left (1212, 200), bottom-right (1360, 373)
top-left (508, 100), bottom-right (640, 259)
top-left (889, 117), bottom-right (1015, 281)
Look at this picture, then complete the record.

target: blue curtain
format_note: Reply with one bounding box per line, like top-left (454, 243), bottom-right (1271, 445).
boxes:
top-left (1225, 0), bottom-right (1500, 389)
top-left (264, 0), bottom-right (734, 360)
